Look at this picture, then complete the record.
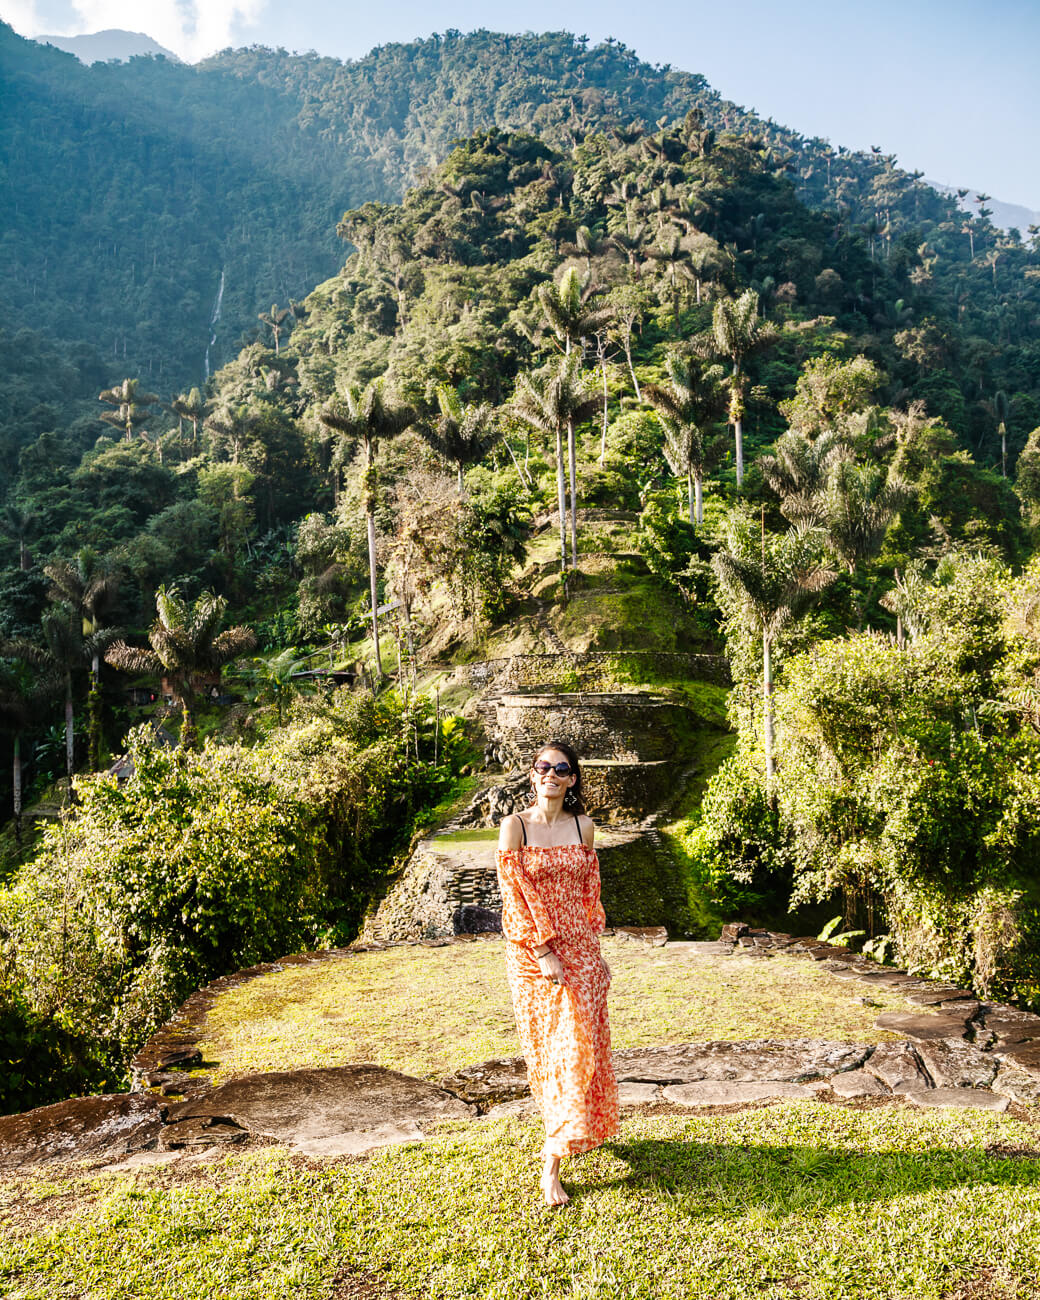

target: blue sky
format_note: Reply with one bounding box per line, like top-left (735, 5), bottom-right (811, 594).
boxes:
top-left (4, 0), bottom-right (1038, 210)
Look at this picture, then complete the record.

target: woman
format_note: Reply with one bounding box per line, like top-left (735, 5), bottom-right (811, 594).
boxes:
top-left (496, 740), bottom-right (618, 1206)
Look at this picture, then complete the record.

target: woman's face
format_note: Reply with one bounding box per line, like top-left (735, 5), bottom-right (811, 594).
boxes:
top-left (532, 748), bottom-right (577, 800)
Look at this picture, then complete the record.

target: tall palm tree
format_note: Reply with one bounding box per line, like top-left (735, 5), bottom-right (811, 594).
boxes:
top-left (645, 226), bottom-right (693, 326)
top-left (44, 550), bottom-right (121, 770)
top-left (319, 380), bottom-right (414, 678)
top-left (817, 455), bottom-right (910, 577)
top-left (98, 378), bottom-right (160, 442)
top-left (419, 385), bottom-right (499, 494)
top-left (0, 652), bottom-right (57, 843)
top-left (234, 647), bottom-right (314, 727)
top-left (758, 428), bottom-right (850, 524)
top-left (0, 503), bottom-right (37, 571)
top-left (980, 390), bottom-right (1011, 478)
top-left (644, 354), bottom-right (727, 525)
top-left (169, 387), bottom-right (208, 450)
top-left (712, 511), bottom-right (836, 783)
top-left (537, 269), bottom-right (614, 567)
top-left (9, 606), bottom-right (88, 782)
top-left (257, 303), bottom-right (291, 355)
top-left (699, 289), bottom-right (778, 486)
top-left (512, 354), bottom-right (601, 573)
top-left (106, 586), bottom-right (256, 749)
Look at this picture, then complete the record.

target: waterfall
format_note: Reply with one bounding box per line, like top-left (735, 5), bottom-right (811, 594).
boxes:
top-left (203, 268), bottom-right (225, 380)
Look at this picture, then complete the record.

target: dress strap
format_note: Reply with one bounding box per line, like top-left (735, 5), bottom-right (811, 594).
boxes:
top-left (519, 815), bottom-right (527, 845)
top-left (573, 810), bottom-right (582, 844)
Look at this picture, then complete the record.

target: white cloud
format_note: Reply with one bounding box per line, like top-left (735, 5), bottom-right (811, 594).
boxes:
top-left (4, 0), bottom-right (268, 60)
top-left (0, 0), bottom-right (43, 37)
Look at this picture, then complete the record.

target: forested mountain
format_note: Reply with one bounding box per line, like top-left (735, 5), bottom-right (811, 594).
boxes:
top-left (4, 20), bottom-right (1035, 412)
top-left (4, 26), bottom-right (1040, 1107)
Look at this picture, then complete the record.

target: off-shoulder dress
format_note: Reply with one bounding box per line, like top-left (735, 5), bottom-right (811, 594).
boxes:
top-left (496, 819), bottom-right (618, 1159)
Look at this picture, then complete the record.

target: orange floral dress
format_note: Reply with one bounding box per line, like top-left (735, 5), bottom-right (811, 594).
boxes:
top-left (497, 840), bottom-right (619, 1159)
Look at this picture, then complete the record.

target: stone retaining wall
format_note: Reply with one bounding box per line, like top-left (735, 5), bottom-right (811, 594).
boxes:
top-left (465, 651), bottom-right (730, 695)
top-left (493, 691), bottom-right (690, 765)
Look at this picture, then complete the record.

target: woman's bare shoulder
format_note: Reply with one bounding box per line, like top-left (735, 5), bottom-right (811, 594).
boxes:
top-left (498, 812), bottom-right (525, 851)
top-left (578, 813), bottom-right (596, 847)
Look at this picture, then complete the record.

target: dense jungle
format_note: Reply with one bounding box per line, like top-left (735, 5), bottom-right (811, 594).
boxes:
top-left (2, 23), bottom-right (1040, 1116)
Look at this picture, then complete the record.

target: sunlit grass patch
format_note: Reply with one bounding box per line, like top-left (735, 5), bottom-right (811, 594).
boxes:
top-left (198, 941), bottom-right (913, 1084)
top-left (2, 1103), bottom-right (1039, 1300)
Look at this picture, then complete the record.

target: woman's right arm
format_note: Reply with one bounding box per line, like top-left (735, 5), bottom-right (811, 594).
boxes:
top-left (498, 814), bottom-right (523, 852)
top-left (496, 818), bottom-right (559, 966)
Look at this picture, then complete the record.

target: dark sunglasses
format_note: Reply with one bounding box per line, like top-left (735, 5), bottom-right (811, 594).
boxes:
top-left (533, 760), bottom-right (574, 776)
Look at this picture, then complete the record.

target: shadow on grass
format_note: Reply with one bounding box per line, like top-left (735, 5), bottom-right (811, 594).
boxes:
top-left (583, 1136), bottom-right (1040, 1217)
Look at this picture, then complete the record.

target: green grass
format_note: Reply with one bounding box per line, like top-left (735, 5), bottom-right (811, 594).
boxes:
top-left (3, 1103), bottom-right (1039, 1299)
top-left (196, 940), bottom-right (912, 1085)
top-left (432, 827), bottom-right (501, 844)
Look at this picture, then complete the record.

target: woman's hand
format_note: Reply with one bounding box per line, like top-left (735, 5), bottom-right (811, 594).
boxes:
top-left (537, 950), bottom-right (567, 985)
top-left (601, 957), bottom-right (611, 981)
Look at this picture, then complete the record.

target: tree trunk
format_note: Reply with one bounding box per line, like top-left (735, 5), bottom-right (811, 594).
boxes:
top-left (625, 338), bottom-right (641, 402)
top-left (694, 471), bottom-right (704, 526)
top-left (763, 634), bottom-right (775, 785)
top-left (567, 417), bottom-right (578, 570)
top-left (554, 427), bottom-right (567, 572)
top-left (180, 696), bottom-right (198, 750)
top-left (13, 733), bottom-right (22, 846)
top-left (600, 354), bottom-right (609, 464)
top-left (732, 360), bottom-right (745, 486)
top-left (367, 507), bottom-right (383, 678)
top-left (687, 468), bottom-right (695, 523)
top-left (735, 414), bottom-right (745, 486)
top-left (457, 463), bottom-right (465, 495)
top-left (88, 669), bottom-right (102, 772)
top-left (64, 671), bottom-right (74, 781)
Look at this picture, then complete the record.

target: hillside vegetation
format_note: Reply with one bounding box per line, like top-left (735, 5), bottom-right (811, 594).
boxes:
top-left (3, 58), bottom-right (1040, 1115)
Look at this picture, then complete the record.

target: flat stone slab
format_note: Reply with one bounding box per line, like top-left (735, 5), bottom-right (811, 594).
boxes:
top-left (864, 1042), bottom-right (931, 1092)
top-left (617, 1082), bottom-right (663, 1106)
top-left (175, 1066), bottom-right (473, 1145)
top-left (993, 1063), bottom-right (1040, 1105)
top-left (662, 1081), bottom-right (816, 1107)
top-left (847, 971), bottom-right (913, 988)
top-left (158, 1117), bottom-right (248, 1150)
top-left (980, 1012), bottom-right (1040, 1044)
top-left (829, 1069), bottom-right (889, 1098)
top-left (991, 1041), bottom-right (1040, 1074)
top-left (441, 1057), bottom-right (529, 1104)
top-left (914, 1039), bottom-right (998, 1090)
top-left (875, 1011), bottom-right (973, 1040)
top-left (0, 1093), bottom-right (165, 1171)
top-left (904, 1088), bottom-right (1009, 1113)
top-left (613, 1040), bottom-right (871, 1084)
top-left (292, 1121), bottom-right (424, 1159)
top-left (614, 926), bottom-right (668, 947)
top-left (903, 988), bottom-right (976, 1007)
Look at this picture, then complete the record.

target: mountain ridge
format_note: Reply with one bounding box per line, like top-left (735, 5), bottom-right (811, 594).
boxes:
top-left (36, 29), bottom-right (180, 64)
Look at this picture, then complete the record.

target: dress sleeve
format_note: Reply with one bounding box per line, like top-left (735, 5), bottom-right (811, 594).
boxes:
top-left (582, 849), bottom-right (607, 934)
top-left (496, 849), bottom-right (556, 946)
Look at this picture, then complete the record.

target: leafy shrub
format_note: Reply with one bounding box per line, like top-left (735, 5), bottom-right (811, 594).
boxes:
top-left (0, 688), bottom-right (467, 1111)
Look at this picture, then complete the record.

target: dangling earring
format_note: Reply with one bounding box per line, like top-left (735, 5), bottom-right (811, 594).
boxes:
top-left (563, 788), bottom-right (576, 809)
top-left (529, 783), bottom-right (538, 805)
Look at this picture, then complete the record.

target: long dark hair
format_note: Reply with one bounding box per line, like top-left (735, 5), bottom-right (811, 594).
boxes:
top-left (530, 739), bottom-right (585, 813)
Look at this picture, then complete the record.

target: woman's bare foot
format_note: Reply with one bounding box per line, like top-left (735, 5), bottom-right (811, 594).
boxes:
top-left (540, 1154), bottom-right (569, 1206)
